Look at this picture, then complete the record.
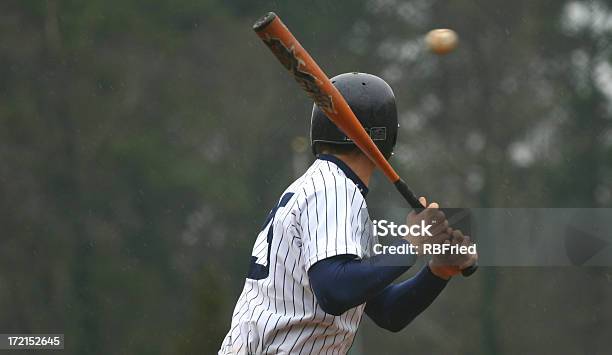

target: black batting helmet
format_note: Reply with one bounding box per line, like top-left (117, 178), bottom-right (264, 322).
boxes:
top-left (310, 72), bottom-right (398, 159)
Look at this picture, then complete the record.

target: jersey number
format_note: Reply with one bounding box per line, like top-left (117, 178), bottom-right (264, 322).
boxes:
top-left (247, 192), bottom-right (294, 280)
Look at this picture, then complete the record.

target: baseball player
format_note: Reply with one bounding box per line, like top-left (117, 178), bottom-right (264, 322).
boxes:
top-left (219, 72), bottom-right (477, 355)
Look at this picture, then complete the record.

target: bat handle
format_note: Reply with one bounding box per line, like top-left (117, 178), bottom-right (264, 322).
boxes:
top-left (394, 179), bottom-right (424, 212)
top-left (394, 179), bottom-right (478, 277)
top-left (461, 264), bottom-right (478, 276)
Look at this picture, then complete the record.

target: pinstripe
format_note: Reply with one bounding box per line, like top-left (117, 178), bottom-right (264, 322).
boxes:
top-left (317, 324), bottom-right (333, 354)
top-left (332, 172), bottom-right (339, 253)
top-left (269, 248), bottom-right (301, 353)
top-left (318, 169), bottom-right (328, 258)
top-left (344, 177), bottom-right (349, 254)
top-left (234, 278), bottom-right (262, 343)
top-left (311, 177), bottom-right (319, 258)
top-left (286, 251), bottom-right (307, 353)
top-left (263, 240), bottom-right (292, 353)
top-left (263, 206), bottom-right (303, 353)
top-left (229, 281), bottom-right (257, 337)
top-left (293, 292), bottom-right (317, 354)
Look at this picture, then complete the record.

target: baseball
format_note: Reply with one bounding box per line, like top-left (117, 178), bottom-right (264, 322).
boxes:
top-left (425, 28), bottom-right (458, 55)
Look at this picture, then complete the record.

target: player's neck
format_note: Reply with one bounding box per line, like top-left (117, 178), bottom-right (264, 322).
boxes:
top-left (333, 153), bottom-right (375, 187)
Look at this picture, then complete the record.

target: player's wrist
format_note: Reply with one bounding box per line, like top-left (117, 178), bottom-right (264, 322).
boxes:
top-left (427, 260), bottom-right (456, 280)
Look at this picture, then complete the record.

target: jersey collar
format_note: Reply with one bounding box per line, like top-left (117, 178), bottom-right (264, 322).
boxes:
top-left (317, 154), bottom-right (369, 197)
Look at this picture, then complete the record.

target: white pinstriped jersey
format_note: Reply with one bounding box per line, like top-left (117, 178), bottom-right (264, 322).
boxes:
top-left (219, 156), bottom-right (377, 355)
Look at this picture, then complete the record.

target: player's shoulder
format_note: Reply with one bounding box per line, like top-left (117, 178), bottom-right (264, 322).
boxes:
top-left (297, 157), bottom-right (365, 201)
top-left (315, 159), bottom-right (358, 187)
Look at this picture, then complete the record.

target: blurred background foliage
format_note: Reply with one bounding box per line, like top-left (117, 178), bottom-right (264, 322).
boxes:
top-left (1, 0), bottom-right (611, 354)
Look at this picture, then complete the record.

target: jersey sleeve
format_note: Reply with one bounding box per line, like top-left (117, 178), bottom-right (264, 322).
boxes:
top-left (299, 170), bottom-right (370, 271)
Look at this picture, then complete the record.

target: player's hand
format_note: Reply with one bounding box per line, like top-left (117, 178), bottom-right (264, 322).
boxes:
top-left (404, 197), bottom-right (450, 256)
top-left (429, 229), bottom-right (478, 280)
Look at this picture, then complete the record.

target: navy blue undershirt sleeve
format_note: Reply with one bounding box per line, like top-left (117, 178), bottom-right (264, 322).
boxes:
top-left (308, 239), bottom-right (417, 316)
top-left (364, 265), bottom-right (448, 332)
top-left (308, 254), bottom-right (411, 316)
top-left (308, 243), bottom-right (448, 331)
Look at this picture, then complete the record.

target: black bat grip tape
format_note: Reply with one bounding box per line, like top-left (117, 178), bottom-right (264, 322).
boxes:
top-left (394, 179), bottom-right (478, 277)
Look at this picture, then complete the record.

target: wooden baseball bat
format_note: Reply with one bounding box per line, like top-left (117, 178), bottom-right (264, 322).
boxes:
top-left (253, 12), bottom-right (477, 277)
